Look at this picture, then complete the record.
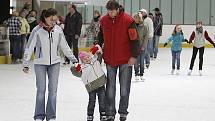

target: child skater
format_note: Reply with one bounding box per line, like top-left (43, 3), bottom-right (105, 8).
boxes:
top-left (188, 21), bottom-right (215, 76)
top-left (164, 25), bottom-right (188, 75)
top-left (71, 44), bottom-right (107, 121)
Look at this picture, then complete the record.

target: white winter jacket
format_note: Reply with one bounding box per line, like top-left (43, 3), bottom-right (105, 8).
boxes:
top-left (80, 54), bottom-right (106, 92)
top-left (144, 17), bottom-right (154, 39)
top-left (23, 25), bottom-right (77, 67)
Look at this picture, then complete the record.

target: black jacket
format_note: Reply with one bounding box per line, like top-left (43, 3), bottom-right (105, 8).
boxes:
top-left (153, 13), bottom-right (163, 36)
top-left (64, 11), bottom-right (82, 36)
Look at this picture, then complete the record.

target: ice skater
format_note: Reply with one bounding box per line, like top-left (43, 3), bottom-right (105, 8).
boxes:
top-left (164, 25), bottom-right (188, 75)
top-left (71, 44), bottom-right (107, 121)
top-left (22, 8), bottom-right (77, 121)
top-left (133, 13), bottom-right (149, 80)
top-left (187, 21), bottom-right (215, 76)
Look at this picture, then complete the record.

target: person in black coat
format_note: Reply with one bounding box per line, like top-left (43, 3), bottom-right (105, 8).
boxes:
top-left (64, 4), bottom-right (82, 63)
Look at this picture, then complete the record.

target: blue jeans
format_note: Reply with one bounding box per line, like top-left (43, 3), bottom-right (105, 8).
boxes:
top-left (34, 63), bottom-right (60, 121)
top-left (134, 50), bottom-right (145, 76)
top-left (87, 85), bottom-right (106, 116)
top-left (106, 64), bottom-right (132, 117)
top-left (171, 50), bottom-right (181, 70)
top-left (151, 35), bottom-right (160, 58)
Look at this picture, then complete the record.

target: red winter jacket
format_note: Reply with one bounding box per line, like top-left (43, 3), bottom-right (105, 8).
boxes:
top-left (100, 12), bottom-right (139, 67)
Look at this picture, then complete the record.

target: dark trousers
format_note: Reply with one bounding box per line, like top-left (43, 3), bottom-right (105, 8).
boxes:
top-left (189, 46), bottom-right (205, 70)
top-left (65, 35), bottom-right (79, 63)
top-left (134, 50), bottom-right (145, 76)
top-left (87, 85), bottom-right (106, 116)
top-left (19, 34), bottom-right (27, 59)
top-left (9, 35), bottom-right (21, 62)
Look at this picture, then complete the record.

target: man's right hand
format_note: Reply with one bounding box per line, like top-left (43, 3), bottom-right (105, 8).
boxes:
top-left (23, 67), bottom-right (29, 73)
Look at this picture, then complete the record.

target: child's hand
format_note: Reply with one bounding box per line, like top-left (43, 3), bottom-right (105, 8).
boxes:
top-left (164, 43), bottom-right (167, 47)
top-left (90, 46), bottom-right (99, 55)
top-left (90, 44), bottom-right (102, 54)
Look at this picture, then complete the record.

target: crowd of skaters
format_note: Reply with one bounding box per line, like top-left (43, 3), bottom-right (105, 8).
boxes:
top-left (3, 0), bottom-right (215, 121)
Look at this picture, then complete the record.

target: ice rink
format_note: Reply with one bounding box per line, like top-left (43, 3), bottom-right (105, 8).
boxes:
top-left (0, 48), bottom-right (215, 121)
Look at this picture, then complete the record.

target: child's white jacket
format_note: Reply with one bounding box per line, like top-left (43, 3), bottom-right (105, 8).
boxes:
top-left (81, 55), bottom-right (106, 92)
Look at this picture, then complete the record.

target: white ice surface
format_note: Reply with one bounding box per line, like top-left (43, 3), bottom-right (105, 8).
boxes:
top-left (0, 48), bottom-right (215, 121)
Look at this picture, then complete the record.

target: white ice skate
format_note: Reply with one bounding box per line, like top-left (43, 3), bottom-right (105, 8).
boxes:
top-left (35, 119), bottom-right (43, 121)
top-left (188, 70), bottom-right (192, 76)
top-left (199, 70), bottom-right (203, 76)
top-left (135, 76), bottom-right (140, 81)
top-left (49, 119), bottom-right (56, 121)
top-left (176, 69), bottom-right (180, 75)
top-left (171, 69), bottom-right (175, 75)
top-left (140, 76), bottom-right (145, 81)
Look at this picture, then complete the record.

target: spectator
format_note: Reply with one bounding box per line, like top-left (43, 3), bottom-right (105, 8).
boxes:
top-left (64, 4), bottom-right (82, 64)
top-left (4, 11), bottom-right (22, 64)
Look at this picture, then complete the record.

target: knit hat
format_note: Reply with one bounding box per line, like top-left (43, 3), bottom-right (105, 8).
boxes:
top-left (139, 9), bottom-right (147, 14)
top-left (79, 51), bottom-right (89, 60)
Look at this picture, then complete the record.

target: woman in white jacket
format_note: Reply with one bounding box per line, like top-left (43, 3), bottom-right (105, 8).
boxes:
top-left (22, 8), bottom-right (77, 121)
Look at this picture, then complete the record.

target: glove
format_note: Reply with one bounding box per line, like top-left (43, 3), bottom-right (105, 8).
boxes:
top-left (70, 63), bottom-right (82, 77)
top-left (164, 43), bottom-right (167, 47)
top-left (184, 39), bottom-right (189, 43)
top-left (90, 45), bottom-right (99, 55)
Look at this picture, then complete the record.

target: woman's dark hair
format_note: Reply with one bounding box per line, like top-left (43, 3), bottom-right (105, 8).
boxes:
top-left (40, 8), bottom-right (57, 23)
top-left (106, 0), bottom-right (120, 10)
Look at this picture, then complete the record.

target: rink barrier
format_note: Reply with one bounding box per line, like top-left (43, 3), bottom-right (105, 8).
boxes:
top-left (0, 43), bottom-right (214, 64)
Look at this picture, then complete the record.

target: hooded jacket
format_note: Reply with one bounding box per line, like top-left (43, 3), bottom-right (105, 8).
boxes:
top-left (81, 54), bottom-right (106, 92)
top-left (99, 11), bottom-right (139, 67)
top-left (23, 23), bottom-right (77, 67)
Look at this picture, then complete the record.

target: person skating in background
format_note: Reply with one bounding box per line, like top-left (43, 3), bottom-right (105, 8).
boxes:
top-left (139, 9), bottom-right (154, 69)
top-left (133, 13), bottom-right (149, 80)
top-left (3, 11), bottom-right (22, 64)
top-left (85, 10), bottom-right (102, 63)
top-left (22, 8), bottom-right (77, 121)
top-left (71, 45), bottom-right (107, 121)
top-left (27, 10), bottom-right (38, 32)
top-left (152, 7), bottom-right (163, 59)
top-left (85, 10), bottom-right (101, 41)
top-left (19, 10), bottom-right (30, 63)
top-left (164, 25), bottom-right (188, 75)
top-left (64, 4), bottom-right (82, 64)
top-left (188, 21), bottom-right (215, 76)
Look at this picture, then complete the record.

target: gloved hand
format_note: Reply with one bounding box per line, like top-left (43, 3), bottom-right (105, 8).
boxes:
top-left (70, 63), bottom-right (82, 77)
top-left (90, 44), bottom-right (102, 54)
top-left (164, 43), bottom-right (168, 47)
top-left (90, 45), bottom-right (99, 55)
top-left (184, 39), bottom-right (189, 43)
top-left (213, 43), bottom-right (215, 48)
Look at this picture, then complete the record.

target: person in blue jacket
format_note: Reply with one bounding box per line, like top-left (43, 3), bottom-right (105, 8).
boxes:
top-left (164, 25), bottom-right (188, 75)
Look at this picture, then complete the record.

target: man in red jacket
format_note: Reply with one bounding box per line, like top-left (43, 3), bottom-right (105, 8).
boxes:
top-left (98, 1), bottom-right (139, 121)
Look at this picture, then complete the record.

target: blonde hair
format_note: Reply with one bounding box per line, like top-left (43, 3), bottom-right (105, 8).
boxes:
top-left (133, 13), bottom-right (143, 24)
